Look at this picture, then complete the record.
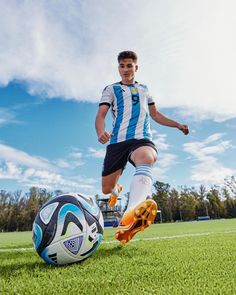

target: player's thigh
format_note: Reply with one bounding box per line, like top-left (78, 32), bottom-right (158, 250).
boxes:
top-left (102, 169), bottom-right (123, 194)
top-left (130, 146), bottom-right (157, 165)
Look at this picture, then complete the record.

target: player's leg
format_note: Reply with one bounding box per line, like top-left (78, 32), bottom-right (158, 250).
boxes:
top-left (101, 141), bottom-right (130, 207)
top-left (102, 169), bottom-right (122, 194)
top-left (102, 169), bottom-right (123, 207)
top-left (127, 146), bottom-right (157, 210)
top-left (115, 145), bottom-right (158, 244)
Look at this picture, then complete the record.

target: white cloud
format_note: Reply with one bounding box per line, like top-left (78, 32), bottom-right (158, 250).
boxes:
top-left (0, 143), bottom-right (54, 170)
top-left (69, 151), bottom-right (83, 159)
top-left (0, 108), bottom-right (20, 126)
top-left (153, 153), bottom-right (178, 180)
top-left (183, 133), bottom-right (235, 184)
top-left (0, 160), bottom-right (96, 192)
top-left (174, 107), bottom-right (236, 123)
top-left (55, 159), bottom-right (71, 169)
top-left (152, 134), bottom-right (170, 151)
top-left (204, 133), bottom-right (225, 144)
top-left (87, 147), bottom-right (106, 159)
top-left (65, 149), bottom-right (85, 168)
top-left (21, 168), bottom-right (95, 192)
top-left (201, 141), bottom-right (232, 155)
top-left (190, 157), bottom-right (234, 184)
top-left (183, 133), bottom-right (234, 160)
top-left (0, 162), bottom-right (22, 180)
top-left (0, 144), bottom-right (96, 193)
top-left (0, 1), bottom-right (236, 121)
top-left (149, 133), bottom-right (177, 180)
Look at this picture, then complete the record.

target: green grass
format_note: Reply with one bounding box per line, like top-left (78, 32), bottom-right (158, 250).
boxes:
top-left (0, 219), bottom-right (236, 294)
top-left (0, 231), bottom-right (33, 249)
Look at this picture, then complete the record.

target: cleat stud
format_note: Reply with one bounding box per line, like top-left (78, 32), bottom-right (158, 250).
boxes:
top-left (147, 220), bottom-right (152, 225)
top-left (135, 209), bottom-right (140, 215)
top-left (141, 227), bottom-right (145, 231)
top-left (134, 217), bottom-right (137, 221)
top-left (121, 240), bottom-right (126, 244)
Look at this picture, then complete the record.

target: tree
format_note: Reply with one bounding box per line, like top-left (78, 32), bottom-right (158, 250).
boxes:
top-left (168, 188), bottom-right (181, 221)
top-left (0, 187), bottom-right (53, 232)
top-left (222, 186), bottom-right (236, 218)
top-left (152, 181), bottom-right (172, 222)
top-left (225, 176), bottom-right (236, 196)
top-left (195, 185), bottom-right (209, 217)
top-left (179, 188), bottom-right (197, 221)
top-left (207, 186), bottom-right (225, 218)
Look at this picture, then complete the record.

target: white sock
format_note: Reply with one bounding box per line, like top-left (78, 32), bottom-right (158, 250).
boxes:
top-left (126, 164), bottom-right (153, 211)
top-left (111, 184), bottom-right (119, 197)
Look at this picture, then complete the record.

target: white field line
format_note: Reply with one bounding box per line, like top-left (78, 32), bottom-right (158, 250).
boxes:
top-left (103, 230), bottom-right (236, 244)
top-left (1, 230), bottom-right (236, 252)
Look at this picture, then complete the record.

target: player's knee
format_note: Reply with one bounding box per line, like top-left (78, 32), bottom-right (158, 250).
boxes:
top-left (143, 153), bottom-right (156, 164)
top-left (134, 151), bottom-right (157, 165)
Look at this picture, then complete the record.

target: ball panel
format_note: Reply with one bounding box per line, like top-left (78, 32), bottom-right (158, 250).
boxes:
top-left (41, 242), bottom-right (83, 265)
top-left (80, 233), bottom-right (103, 258)
top-left (33, 193), bottom-right (104, 265)
top-left (50, 203), bottom-right (85, 245)
top-left (98, 212), bottom-right (104, 231)
top-left (32, 223), bottom-right (42, 250)
top-left (62, 235), bottom-right (84, 256)
top-left (39, 202), bottom-right (59, 225)
top-left (45, 194), bottom-right (81, 208)
top-left (76, 193), bottom-right (100, 217)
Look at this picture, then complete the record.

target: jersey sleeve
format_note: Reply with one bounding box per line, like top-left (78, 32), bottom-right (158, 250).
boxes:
top-left (146, 86), bottom-right (155, 105)
top-left (99, 85), bottom-right (114, 107)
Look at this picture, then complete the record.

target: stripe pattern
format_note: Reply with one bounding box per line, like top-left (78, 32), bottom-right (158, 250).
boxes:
top-left (126, 85), bottom-right (141, 140)
top-left (111, 85), bottom-right (124, 144)
top-left (100, 82), bottom-right (155, 144)
top-left (134, 164), bottom-right (153, 181)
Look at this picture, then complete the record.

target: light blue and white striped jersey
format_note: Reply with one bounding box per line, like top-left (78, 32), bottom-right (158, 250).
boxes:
top-left (99, 82), bottom-right (155, 144)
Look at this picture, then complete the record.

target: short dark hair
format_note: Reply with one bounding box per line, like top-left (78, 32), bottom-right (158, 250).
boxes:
top-left (117, 51), bottom-right (138, 63)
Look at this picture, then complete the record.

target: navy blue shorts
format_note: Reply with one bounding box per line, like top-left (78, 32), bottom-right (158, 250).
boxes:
top-left (102, 138), bottom-right (157, 176)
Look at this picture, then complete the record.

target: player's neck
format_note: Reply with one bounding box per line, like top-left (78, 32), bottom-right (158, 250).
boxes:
top-left (121, 78), bottom-right (135, 86)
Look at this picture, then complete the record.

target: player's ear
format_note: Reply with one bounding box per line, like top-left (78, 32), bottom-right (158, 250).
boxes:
top-left (135, 64), bottom-right (138, 72)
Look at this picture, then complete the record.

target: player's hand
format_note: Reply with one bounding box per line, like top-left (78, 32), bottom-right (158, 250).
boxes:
top-left (178, 124), bottom-right (189, 135)
top-left (98, 131), bottom-right (112, 144)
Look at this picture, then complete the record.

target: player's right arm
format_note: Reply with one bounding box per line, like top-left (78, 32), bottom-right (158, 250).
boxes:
top-left (95, 105), bottom-right (111, 144)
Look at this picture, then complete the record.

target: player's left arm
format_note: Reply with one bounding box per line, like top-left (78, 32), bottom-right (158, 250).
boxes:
top-left (148, 104), bottom-right (189, 135)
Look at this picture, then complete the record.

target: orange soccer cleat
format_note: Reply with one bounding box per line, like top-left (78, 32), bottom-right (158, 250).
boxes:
top-left (115, 199), bottom-right (157, 244)
top-left (108, 184), bottom-right (122, 208)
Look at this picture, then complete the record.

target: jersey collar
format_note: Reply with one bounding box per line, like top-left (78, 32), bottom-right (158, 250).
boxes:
top-left (119, 81), bottom-right (138, 87)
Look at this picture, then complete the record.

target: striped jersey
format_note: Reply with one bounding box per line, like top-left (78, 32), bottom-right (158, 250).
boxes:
top-left (99, 82), bottom-right (155, 144)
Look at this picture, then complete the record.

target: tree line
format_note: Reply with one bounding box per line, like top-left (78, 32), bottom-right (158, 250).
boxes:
top-left (0, 187), bottom-right (62, 232)
top-left (152, 177), bottom-right (236, 222)
top-left (0, 176), bottom-right (236, 232)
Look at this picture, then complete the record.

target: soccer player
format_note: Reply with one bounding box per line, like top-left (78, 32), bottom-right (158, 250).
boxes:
top-left (95, 51), bottom-right (189, 244)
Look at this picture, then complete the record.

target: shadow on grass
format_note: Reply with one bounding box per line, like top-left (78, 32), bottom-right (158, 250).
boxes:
top-left (0, 257), bottom-right (48, 279)
top-left (0, 243), bottom-right (137, 280)
top-left (95, 244), bottom-right (124, 258)
top-left (92, 242), bottom-right (146, 261)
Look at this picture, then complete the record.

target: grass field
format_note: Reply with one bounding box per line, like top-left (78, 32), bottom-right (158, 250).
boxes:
top-left (0, 219), bottom-right (236, 294)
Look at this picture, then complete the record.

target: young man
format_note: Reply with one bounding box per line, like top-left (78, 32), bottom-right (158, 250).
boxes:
top-left (95, 51), bottom-right (189, 244)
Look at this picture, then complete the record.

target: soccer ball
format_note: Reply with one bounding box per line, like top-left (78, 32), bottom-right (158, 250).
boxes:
top-left (32, 193), bottom-right (104, 265)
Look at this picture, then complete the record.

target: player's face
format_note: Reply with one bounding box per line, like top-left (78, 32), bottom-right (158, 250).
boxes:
top-left (118, 58), bottom-right (138, 85)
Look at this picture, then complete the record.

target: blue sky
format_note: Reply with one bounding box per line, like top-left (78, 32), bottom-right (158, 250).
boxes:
top-left (0, 0), bottom-right (236, 197)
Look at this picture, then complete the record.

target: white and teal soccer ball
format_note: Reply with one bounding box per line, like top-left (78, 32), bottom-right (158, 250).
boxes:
top-left (32, 193), bottom-right (104, 265)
